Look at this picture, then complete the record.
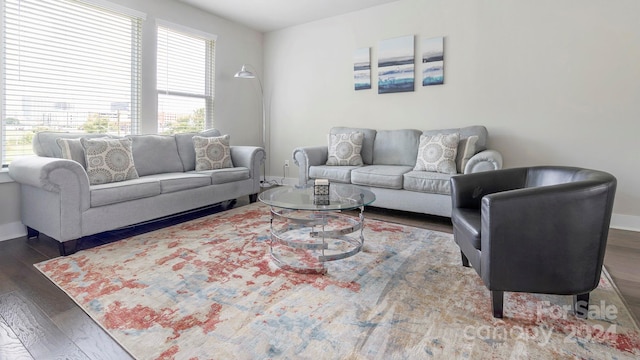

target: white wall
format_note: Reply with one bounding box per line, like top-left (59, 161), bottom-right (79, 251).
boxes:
top-left (264, 0), bottom-right (640, 230)
top-left (0, 0), bottom-right (263, 240)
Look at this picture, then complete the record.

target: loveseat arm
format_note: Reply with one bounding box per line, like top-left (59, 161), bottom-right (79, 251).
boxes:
top-left (464, 150), bottom-right (503, 174)
top-left (9, 156), bottom-right (91, 211)
top-left (292, 146), bottom-right (328, 186)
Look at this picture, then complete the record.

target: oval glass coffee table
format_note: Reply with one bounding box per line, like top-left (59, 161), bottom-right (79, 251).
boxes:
top-left (258, 183), bottom-right (376, 274)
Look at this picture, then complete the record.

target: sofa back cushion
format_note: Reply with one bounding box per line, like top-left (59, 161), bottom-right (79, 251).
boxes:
top-left (372, 129), bottom-right (422, 166)
top-left (175, 129), bottom-right (222, 171)
top-left (329, 127), bottom-right (376, 165)
top-left (126, 134), bottom-right (184, 176)
top-left (423, 125), bottom-right (488, 151)
top-left (33, 132), bottom-right (113, 159)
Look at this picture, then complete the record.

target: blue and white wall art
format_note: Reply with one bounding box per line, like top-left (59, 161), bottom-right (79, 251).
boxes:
top-left (353, 47), bottom-right (371, 90)
top-left (422, 37), bottom-right (444, 86)
top-left (378, 35), bottom-right (414, 94)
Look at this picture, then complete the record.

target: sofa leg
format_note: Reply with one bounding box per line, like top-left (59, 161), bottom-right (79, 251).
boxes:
top-left (574, 293), bottom-right (590, 319)
top-left (58, 240), bottom-right (79, 256)
top-left (492, 291), bottom-right (504, 318)
top-left (26, 227), bottom-right (39, 239)
top-left (249, 193), bottom-right (258, 203)
top-left (461, 251), bottom-right (470, 267)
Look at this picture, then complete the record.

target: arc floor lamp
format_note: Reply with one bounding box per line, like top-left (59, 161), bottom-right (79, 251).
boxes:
top-left (234, 64), bottom-right (270, 187)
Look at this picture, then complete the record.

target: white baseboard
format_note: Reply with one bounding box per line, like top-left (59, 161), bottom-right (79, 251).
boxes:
top-left (0, 221), bottom-right (26, 242)
top-left (265, 176), bottom-right (298, 187)
top-left (610, 214), bottom-right (640, 232)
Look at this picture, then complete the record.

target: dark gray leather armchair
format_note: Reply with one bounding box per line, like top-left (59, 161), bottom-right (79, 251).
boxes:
top-left (450, 166), bottom-right (616, 318)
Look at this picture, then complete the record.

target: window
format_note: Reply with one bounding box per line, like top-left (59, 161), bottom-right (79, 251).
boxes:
top-left (156, 23), bottom-right (215, 135)
top-left (0, 0), bottom-right (144, 165)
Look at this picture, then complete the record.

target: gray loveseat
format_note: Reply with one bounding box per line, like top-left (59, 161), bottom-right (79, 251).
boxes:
top-left (293, 125), bottom-right (502, 217)
top-left (9, 129), bottom-right (264, 255)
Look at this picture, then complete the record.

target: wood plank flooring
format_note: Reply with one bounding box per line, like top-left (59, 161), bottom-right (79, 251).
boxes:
top-left (0, 198), bottom-right (638, 359)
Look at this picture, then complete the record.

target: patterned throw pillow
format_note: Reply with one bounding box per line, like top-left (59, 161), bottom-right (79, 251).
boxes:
top-left (326, 132), bottom-right (364, 166)
top-left (193, 135), bottom-right (234, 171)
top-left (81, 138), bottom-right (139, 185)
top-left (414, 133), bottom-right (460, 174)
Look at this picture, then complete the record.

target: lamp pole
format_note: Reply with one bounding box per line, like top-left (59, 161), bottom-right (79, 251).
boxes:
top-left (234, 64), bottom-right (268, 186)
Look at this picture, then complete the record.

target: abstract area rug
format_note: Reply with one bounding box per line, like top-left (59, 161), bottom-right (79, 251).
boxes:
top-left (36, 203), bottom-right (640, 359)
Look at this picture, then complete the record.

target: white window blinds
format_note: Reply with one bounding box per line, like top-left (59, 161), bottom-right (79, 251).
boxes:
top-left (157, 24), bottom-right (215, 134)
top-left (1, 0), bottom-right (143, 164)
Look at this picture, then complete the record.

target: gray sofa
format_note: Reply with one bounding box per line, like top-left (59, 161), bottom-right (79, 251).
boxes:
top-left (8, 129), bottom-right (264, 255)
top-left (293, 125), bottom-right (503, 217)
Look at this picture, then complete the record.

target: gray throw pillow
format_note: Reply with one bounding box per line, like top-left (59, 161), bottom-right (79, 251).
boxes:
top-left (56, 138), bottom-right (87, 168)
top-left (81, 137), bottom-right (139, 185)
top-left (456, 135), bottom-right (479, 173)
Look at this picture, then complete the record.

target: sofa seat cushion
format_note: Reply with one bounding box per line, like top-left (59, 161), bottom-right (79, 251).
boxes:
top-left (144, 173), bottom-right (212, 194)
top-left (309, 165), bottom-right (359, 183)
top-left (90, 178), bottom-right (161, 207)
top-left (197, 167), bottom-right (251, 185)
top-left (403, 170), bottom-right (453, 195)
top-left (351, 165), bottom-right (413, 189)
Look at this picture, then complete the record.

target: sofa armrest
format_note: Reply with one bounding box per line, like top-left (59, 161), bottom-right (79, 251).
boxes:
top-left (292, 146), bottom-right (328, 186)
top-left (230, 146), bottom-right (265, 192)
top-left (230, 146), bottom-right (265, 170)
top-left (9, 156), bottom-right (91, 211)
top-left (464, 150), bottom-right (503, 174)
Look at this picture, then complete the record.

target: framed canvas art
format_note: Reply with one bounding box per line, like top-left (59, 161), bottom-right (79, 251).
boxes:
top-left (378, 35), bottom-right (414, 94)
top-left (353, 47), bottom-right (371, 90)
top-left (422, 37), bottom-right (444, 86)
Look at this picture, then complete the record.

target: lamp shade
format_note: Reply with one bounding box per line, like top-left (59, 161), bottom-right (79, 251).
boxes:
top-left (234, 65), bottom-right (255, 79)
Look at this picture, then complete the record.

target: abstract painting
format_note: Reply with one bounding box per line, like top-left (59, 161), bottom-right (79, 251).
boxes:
top-left (422, 37), bottom-right (444, 86)
top-left (353, 47), bottom-right (371, 90)
top-left (378, 35), bottom-right (414, 94)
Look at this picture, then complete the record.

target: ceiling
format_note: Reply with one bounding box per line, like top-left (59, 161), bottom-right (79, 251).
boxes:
top-left (177, 0), bottom-right (401, 33)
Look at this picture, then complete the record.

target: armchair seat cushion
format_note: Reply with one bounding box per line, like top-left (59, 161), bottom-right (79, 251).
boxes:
top-left (309, 165), bottom-right (357, 183)
top-left (351, 165), bottom-right (413, 189)
top-left (451, 208), bottom-right (482, 250)
top-left (403, 170), bottom-right (452, 195)
top-left (90, 178), bottom-right (161, 207)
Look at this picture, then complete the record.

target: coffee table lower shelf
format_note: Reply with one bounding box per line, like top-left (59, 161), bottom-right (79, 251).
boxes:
top-left (268, 207), bottom-right (365, 274)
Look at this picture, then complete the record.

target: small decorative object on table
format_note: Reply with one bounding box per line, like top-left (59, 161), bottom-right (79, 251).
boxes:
top-left (314, 179), bottom-right (330, 205)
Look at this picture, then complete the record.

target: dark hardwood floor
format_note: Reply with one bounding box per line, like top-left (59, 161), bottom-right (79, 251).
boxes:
top-left (0, 198), bottom-right (638, 359)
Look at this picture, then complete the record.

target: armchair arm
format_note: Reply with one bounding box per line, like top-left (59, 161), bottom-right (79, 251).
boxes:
top-left (451, 167), bottom-right (527, 209)
top-left (464, 149), bottom-right (503, 174)
top-left (9, 156), bottom-right (91, 211)
top-left (480, 181), bottom-right (615, 293)
top-left (292, 146), bottom-right (328, 186)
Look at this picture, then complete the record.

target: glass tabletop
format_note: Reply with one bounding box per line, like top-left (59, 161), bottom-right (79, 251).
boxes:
top-left (258, 183), bottom-right (376, 211)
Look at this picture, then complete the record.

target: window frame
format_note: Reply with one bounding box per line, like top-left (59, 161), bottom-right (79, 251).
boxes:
top-left (156, 20), bottom-right (216, 134)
